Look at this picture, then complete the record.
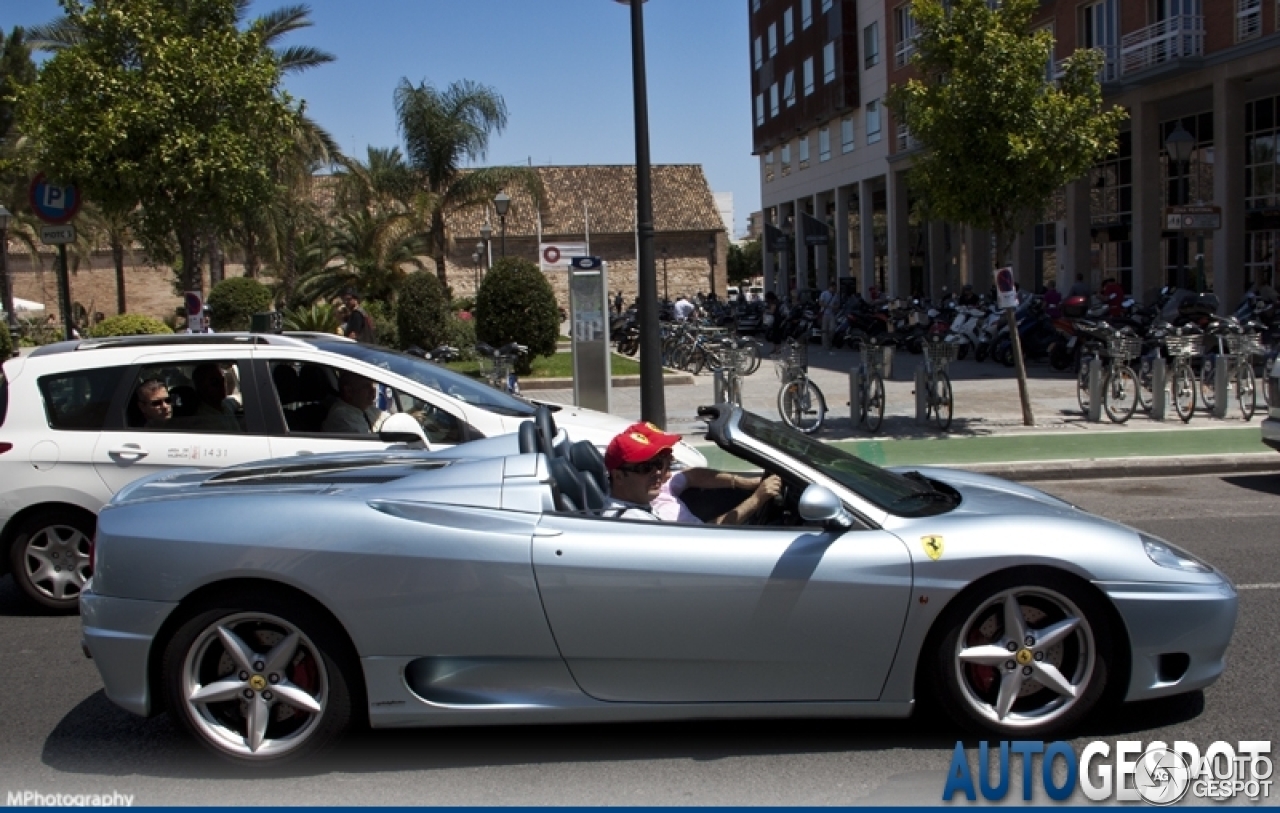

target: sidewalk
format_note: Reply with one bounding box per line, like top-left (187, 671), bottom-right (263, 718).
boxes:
top-left (532, 345), bottom-right (1280, 480)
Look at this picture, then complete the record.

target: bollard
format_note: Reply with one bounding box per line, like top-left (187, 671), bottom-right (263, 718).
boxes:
top-left (883, 346), bottom-right (895, 380)
top-left (914, 365), bottom-right (929, 424)
top-left (1087, 357), bottom-right (1104, 422)
top-left (850, 366), bottom-right (863, 424)
top-left (1213, 358), bottom-right (1229, 419)
top-left (1149, 357), bottom-right (1167, 420)
top-left (713, 367), bottom-right (726, 404)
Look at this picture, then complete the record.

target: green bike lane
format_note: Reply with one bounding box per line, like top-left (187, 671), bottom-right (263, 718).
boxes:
top-left (697, 425), bottom-right (1273, 470)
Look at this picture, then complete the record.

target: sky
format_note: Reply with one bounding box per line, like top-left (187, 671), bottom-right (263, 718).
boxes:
top-left (1, 0), bottom-right (759, 236)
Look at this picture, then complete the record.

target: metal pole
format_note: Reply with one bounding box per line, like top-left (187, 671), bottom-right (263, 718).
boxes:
top-left (500, 215), bottom-right (507, 258)
top-left (626, 0), bottom-right (665, 427)
top-left (0, 223), bottom-right (15, 343)
top-left (57, 243), bottom-right (74, 341)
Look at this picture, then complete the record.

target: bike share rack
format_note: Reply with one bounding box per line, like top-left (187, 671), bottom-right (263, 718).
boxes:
top-left (1082, 351), bottom-right (1232, 422)
top-left (848, 345), bottom-right (893, 424)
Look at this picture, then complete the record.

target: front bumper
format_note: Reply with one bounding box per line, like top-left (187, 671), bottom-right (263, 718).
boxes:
top-left (1099, 579), bottom-right (1238, 702)
top-left (80, 585), bottom-right (179, 717)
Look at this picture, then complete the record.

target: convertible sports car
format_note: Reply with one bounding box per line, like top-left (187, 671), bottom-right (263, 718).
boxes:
top-left (81, 406), bottom-right (1237, 767)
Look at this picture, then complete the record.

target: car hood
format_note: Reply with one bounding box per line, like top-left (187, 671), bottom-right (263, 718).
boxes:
top-left (520, 400), bottom-right (707, 469)
top-left (889, 466), bottom-right (1087, 522)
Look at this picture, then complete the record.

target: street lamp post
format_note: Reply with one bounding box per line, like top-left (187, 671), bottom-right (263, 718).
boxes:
top-left (615, 0), bottom-right (664, 427)
top-left (480, 222), bottom-right (493, 271)
top-left (492, 192), bottom-right (510, 258)
top-left (1165, 123), bottom-right (1195, 290)
top-left (0, 205), bottom-right (14, 353)
top-left (708, 234), bottom-right (717, 299)
top-left (473, 243), bottom-right (484, 293)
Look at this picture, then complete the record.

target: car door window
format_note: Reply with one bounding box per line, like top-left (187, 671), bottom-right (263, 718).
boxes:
top-left (39, 367), bottom-right (130, 430)
top-left (129, 361), bottom-right (245, 433)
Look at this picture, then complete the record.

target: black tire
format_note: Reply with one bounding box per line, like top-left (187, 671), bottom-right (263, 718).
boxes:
top-left (974, 342), bottom-right (988, 363)
top-left (7, 508), bottom-right (95, 612)
top-left (1134, 357), bottom-right (1153, 414)
top-left (778, 379), bottom-right (826, 434)
top-left (1076, 359), bottom-right (1092, 415)
top-left (162, 594), bottom-right (356, 768)
top-left (1171, 363), bottom-right (1196, 423)
top-left (1237, 363), bottom-right (1257, 422)
top-left (930, 372), bottom-right (953, 432)
top-left (1103, 365), bottom-right (1139, 424)
top-left (1049, 345), bottom-right (1073, 372)
top-left (927, 569), bottom-right (1113, 739)
top-left (865, 374), bottom-right (886, 433)
top-left (955, 343), bottom-right (969, 362)
top-left (1200, 357), bottom-right (1217, 412)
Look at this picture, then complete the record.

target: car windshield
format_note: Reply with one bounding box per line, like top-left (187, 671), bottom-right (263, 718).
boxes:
top-left (304, 339), bottom-right (535, 417)
top-left (736, 411), bottom-right (957, 517)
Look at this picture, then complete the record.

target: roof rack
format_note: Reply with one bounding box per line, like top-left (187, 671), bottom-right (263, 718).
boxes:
top-left (72, 332), bottom-right (318, 351)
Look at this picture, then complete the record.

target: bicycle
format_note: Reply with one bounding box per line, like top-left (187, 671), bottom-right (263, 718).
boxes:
top-left (775, 338), bottom-right (826, 433)
top-left (717, 339), bottom-right (746, 408)
top-left (1075, 323), bottom-right (1141, 423)
top-left (1199, 324), bottom-right (1259, 420)
top-left (1164, 330), bottom-right (1202, 423)
top-left (476, 341), bottom-right (528, 395)
top-left (853, 335), bottom-right (893, 433)
top-left (922, 335), bottom-right (956, 431)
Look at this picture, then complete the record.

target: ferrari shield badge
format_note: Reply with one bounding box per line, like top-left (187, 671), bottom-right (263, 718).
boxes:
top-left (921, 535), bottom-right (944, 560)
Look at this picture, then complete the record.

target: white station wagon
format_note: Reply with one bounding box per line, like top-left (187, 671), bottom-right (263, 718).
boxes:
top-left (0, 332), bottom-right (704, 610)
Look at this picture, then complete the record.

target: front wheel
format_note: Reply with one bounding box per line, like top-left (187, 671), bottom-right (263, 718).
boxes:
top-left (8, 509), bottom-right (94, 612)
top-left (1103, 365), bottom-right (1139, 424)
top-left (1237, 363), bottom-right (1257, 421)
top-left (778, 379), bottom-right (826, 434)
top-left (1171, 362), bottom-right (1197, 423)
top-left (1200, 357), bottom-right (1217, 412)
top-left (162, 596), bottom-right (356, 767)
top-left (928, 570), bottom-right (1112, 739)
top-left (929, 371), bottom-right (953, 432)
top-left (865, 373), bottom-right (886, 433)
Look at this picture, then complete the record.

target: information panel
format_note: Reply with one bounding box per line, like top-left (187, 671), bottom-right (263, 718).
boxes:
top-left (568, 256), bottom-right (610, 413)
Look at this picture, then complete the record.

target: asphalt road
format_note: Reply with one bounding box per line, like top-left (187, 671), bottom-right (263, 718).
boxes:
top-left (0, 471), bottom-right (1276, 806)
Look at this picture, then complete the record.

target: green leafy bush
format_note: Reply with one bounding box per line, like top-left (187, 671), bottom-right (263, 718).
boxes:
top-left (86, 314), bottom-right (173, 338)
top-left (445, 314), bottom-right (477, 360)
top-left (363, 298), bottom-right (397, 348)
top-left (283, 303), bottom-right (340, 334)
top-left (0, 321), bottom-right (12, 358)
top-left (475, 257), bottom-right (559, 375)
top-left (395, 272), bottom-right (452, 353)
top-left (206, 277), bottom-right (274, 332)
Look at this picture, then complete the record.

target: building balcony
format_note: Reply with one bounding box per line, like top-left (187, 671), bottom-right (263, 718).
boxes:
top-left (1119, 14), bottom-right (1203, 76)
top-left (1053, 45), bottom-right (1120, 85)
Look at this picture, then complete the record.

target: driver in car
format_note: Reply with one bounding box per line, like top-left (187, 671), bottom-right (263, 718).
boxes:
top-left (605, 422), bottom-right (782, 524)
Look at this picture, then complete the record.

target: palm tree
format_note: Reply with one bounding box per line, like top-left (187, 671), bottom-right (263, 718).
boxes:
top-left (293, 207), bottom-right (426, 306)
top-left (393, 78), bottom-right (542, 290)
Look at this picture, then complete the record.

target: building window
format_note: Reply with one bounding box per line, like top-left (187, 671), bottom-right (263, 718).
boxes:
top-left (802, 0), bottom-right (813, 28)
top-left (819, 127), bottom-right (831, 162)
top-left (768, 23), bottom-right (778, 57)
top-left (784, 71), bottom-right (796, 107)
top-left (799, 136), bottom-right (810, 169)
top-left (1245, 96), bottom-right (1277, 208)
top-left (770, 83), bottom-right (779, 117)
top-left (864, 22), bottom-right (880, 68)
top-left (783, 7), bottom-right (795, 45)
top-left (803, 57), bottom-right (815, 96)
top-left (1237, 0), bottom-right (1261, 41)
top-left (842, 116), bottom-right (856, 153)
top-left (781, 143), bottom-right (792, 176)
top-left (894, 5), bottom-right (917, 68)
top-left (822, 0), bottom-right (833, 11)
top-left (765, 149), bottom-right (775, 182)
top-left (753, 36), bottom-right (763, 69)
top-left (823, 41), bottom-right (836, 83)
top-left (866, 99), bottom-right (882, 143)
top-left (1080, 0), bottom-right (1118, 82)
top-left (755, 93), bottom-right (765, 126)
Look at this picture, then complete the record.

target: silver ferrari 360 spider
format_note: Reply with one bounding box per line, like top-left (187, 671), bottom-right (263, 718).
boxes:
top-left (81, 405), bottom-right (1237, 767)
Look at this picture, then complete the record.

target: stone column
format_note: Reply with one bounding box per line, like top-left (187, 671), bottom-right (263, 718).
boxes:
top-left (1213, 76), bottom-right (1245, 310)
top-left (763, 208), bottom-right (776, 295)
top-left (888, 168), bottom-right (910, 297)
top-left (860, 178), bottom-right (877, 293)
top-left (834, 185), bottom-right (852, 286)
top-left (795, 198), bottom-right (810, 296)
top-left (813, 192), bottom-right (830, 290)
top-left (1130, 101), bottom-right (1162, 298)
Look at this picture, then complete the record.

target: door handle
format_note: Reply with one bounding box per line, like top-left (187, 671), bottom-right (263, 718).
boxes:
top-left (107, 444), bottom-right (149, 460)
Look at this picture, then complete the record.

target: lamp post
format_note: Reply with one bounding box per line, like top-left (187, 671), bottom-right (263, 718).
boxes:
top-left (660, 247), bottom-right (669, 302)
top-left (1165, 123), bottom-right (1195, 290)
top-left (0, 205), bottom-right (14, 352)
top-left (480, 222), bottom-right (493, 271)
top-left (615, 0), bottom-right (664, 427)
top-left (708, 234), bottom-right (717, 299)
top-left (473, 244), bottom-right (483, 294)
top-left (492, 192), bottom-right (510, 258)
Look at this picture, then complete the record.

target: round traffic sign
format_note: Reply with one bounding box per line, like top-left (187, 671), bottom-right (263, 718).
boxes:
top-left (542, 246), bottom-right (561, 265)
top-left (28, 173), bottom-right (81, 225)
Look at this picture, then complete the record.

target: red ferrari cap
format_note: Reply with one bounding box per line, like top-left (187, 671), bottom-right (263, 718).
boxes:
top-left (605, 422), bottom-right (681, 470)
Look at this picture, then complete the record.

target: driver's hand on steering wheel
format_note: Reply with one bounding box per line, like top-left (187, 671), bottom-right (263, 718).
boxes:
top-left (753, 475), bottom-right (783, 504)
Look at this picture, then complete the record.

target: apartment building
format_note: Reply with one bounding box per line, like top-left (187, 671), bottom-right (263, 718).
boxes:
top-left (752, 0), bottom-right (1280, 307)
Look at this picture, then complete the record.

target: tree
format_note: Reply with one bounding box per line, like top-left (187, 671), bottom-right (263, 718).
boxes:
top-left (474, 256), bottom-right (559, 376)
top-left (887, 0), bottom-right (1124, 423)
top-left (395, 270), bottom-right (453, 353)
top-left (0, 28), bottom-right (36, 144)
top-left (20, 0), bottom-right (300, 294)
top-left (728, 240), bottom-right (762, 286)
top-left (206, 275), bottom-right (273, 331)
top-left (393, 78), bottom-right (542, 289)
top-left (292, 207), bottom-right (426, 306)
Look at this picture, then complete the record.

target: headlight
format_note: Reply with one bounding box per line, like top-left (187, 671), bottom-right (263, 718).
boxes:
top-left (1141, 533), bottom-right (1212, 573)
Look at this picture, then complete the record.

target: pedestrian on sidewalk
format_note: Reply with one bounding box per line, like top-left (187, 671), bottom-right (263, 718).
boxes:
top-left (818, 281), bottom-right (838, 351)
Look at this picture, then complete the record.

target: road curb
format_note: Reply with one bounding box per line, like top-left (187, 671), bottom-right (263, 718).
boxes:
top-left (954, 453), bottom-right (1280, 482)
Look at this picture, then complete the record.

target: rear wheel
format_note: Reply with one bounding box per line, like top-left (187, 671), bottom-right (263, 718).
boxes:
top-left (162, 595), bottom-right (355, 768)
top-left (778, 379), bottom-right (826, 434)
top-left (1134, 357), bottom-right (1153, 413)
top-left (8, 509), bottom-right (94, 612)
top-left (929, 371), bottom-right (953, 432)
top-left (1171, 362), bottom-right (1197, 423)
top-left (929, 570), bottom-right (1112, 739)
top-left (1076, 358), bottom-right (1092, 414)
top-left (1200, 357), bottom-right (1217, 412)
top-left (865, 373), bottom-right (886, 433)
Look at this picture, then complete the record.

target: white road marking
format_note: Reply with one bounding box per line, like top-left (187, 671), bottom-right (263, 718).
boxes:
top-left (1236, 583), bottom-right (1280, 591)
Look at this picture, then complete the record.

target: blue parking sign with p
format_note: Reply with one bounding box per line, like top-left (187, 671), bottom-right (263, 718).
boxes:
top-left (28, 173), bottom-right (82, 225)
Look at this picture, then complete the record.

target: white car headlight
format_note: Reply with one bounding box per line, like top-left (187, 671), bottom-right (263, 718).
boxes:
top-left (1141, 533), bottom-right (1212, 573)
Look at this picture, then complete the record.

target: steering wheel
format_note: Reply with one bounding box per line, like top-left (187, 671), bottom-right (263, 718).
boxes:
top-left (748, 479), bottom-right (788, 526)
top-left (535, 405), bottom-right (557, 457)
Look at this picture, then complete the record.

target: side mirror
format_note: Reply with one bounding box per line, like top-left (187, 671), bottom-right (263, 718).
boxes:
top-left (379, 413), bottom-right (429, 449)
top-left (797, 484), bottom-right (853, 528)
